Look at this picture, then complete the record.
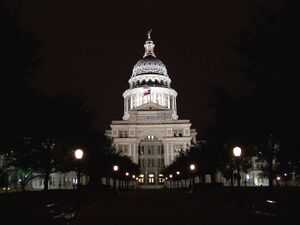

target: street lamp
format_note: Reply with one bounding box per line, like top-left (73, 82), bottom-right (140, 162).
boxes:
top-left (113, 165), bottom-right (119, 193)
top-left (74, 149), bottom-right (84, 189)
top-left (189, 164), bottom-right (196, 171)
top-left (74, 148), bottom-right (84, 211)
top-left (189, 164), bottom-right (196, 190)
top-left (176, 171), bottom-right (180, 188)
top-left (233, 147), bottom-right (242, 187)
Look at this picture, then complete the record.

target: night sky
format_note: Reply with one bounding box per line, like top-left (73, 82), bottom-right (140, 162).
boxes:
top-left (5, 0), bottom-right (270, 136)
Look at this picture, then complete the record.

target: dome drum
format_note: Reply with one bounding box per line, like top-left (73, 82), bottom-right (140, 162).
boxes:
top-left (129, 74), bottom-right (171, 89)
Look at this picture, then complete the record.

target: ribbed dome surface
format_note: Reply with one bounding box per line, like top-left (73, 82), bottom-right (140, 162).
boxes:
top-left (132, 56), bottom-right (168, 77)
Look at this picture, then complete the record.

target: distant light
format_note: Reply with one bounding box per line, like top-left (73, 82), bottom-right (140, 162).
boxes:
top-left (136, 177), bottom-right (138, 180)
top-left (132, 175), bottom-right (136, 179)
top-left (284, 173), bottom-right (287, 176)
top-left (233, 147), bottom-right (242, 157)
top-left (190, 164), bottom-right (196, 171)
top-left (276, 176), bottom-right (281, 181)
top-left (74, 149), bottom-right (84, 159)
top-left (125, 172), bottom-right (129, 176)
top-left (176, 171), bottom-right (180, 175)
top-left (113, 165), bottom-right (119, 172)
top-left (169, 174), bottom-right (173, 178)
top-left (266, 200), bottom-right (276, 204)
top-left (165, 177), bottom-right (168, 180)
top-left (246, 174), bottom-right (250, 180)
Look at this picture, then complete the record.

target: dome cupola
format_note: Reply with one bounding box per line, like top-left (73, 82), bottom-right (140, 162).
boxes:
top-left (131, 30), bottom-right (168, 78)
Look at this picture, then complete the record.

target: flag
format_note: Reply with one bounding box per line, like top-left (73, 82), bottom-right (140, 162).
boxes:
top-left (143, 85), bottom-right (151, 96)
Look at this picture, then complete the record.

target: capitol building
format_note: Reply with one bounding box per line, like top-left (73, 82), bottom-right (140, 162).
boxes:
top-left (106, 31), bottom-right (197, 187)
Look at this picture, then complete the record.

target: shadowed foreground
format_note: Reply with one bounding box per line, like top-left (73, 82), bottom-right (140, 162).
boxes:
top-left (1, 188), bottom-right (298, 225)
top-left (74, 189), bottom-right (297, 225)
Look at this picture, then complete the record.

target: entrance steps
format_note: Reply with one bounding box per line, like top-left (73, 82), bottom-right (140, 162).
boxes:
top-left (139, 185), bottom-right (164, 189)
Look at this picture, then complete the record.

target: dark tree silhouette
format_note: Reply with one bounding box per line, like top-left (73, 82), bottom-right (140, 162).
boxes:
top-left (222, 1), bottom-right (300, 187)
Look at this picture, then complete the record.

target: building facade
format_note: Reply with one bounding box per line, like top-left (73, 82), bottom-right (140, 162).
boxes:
top-left (106, 31), bottom-right (197, 188)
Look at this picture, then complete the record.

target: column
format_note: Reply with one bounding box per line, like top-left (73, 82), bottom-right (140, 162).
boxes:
top-left (170, 143), bottom-right (174, 162)
top-left (137, 94), bottom-right (140, 107)
top-left (167, 94), bottom-right (170, 108)
top-left (130, 95), bottom-right (133, 109)
top-left (164, 143), bottom-right (169, 166)
top-left (124, 98), bottom-right (126, 113)
top-left (174, 97), bottom-right (177, 112)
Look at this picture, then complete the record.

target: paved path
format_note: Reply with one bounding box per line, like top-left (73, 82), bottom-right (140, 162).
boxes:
top-left (74, 190), bottom-right (281, 225)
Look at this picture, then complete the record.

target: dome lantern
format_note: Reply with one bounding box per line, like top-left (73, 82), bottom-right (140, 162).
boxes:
top-left (143, 29), bottom-right (156, 58)
top-left (131, 30), bottom-right (168, 78)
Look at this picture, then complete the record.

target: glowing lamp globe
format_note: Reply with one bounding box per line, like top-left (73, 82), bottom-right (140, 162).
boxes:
top-left (113, 165), bottom-right (119, 172)
top-left (74, 149), bottom-right (84, 159)
top-left (233, 147), bottom-right (242, 157)
top-left (190, 164), bottom-right (196, 171)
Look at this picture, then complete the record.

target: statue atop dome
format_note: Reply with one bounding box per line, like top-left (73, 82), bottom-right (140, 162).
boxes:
top-left (147, 29), bottom-right (152, 39)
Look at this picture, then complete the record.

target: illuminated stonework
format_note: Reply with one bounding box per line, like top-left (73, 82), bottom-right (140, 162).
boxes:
top-left (132, 58), bottom-right (168, 77)
top-left (123, 32), bottom-right (177, 120)
top-left (106, 31), bottom-right (197, 188)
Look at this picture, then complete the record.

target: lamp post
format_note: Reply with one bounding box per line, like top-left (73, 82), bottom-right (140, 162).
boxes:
top-left (74, 149), bottom-right (84, 189)
top-left (125, 172), bottom-right (129, 189)
top-left (189, 164), bottom-right (196, 190)
top-left (74, 148), bottom-right (84, 211)
top-left (169, 174), bottom-right (173, 189)
top-left (176, 171), bottom-right (180, 188)
top-left (233, 147), bottom-right (242, 187)
top-left (113, 165), bottom-right (119, 193)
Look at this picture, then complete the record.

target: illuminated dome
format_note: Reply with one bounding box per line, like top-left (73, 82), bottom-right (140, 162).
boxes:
top-left (123, 30), bottom-right (178, 121)
top-left (132, 56), bottom-right (168, 77)
top-left (131, 31), bottom-right (168, 78)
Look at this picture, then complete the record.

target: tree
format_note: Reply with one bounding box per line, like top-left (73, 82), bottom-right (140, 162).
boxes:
top-left (213, 1), bottom-right (300, 187)
top-left (0, 3), bottom-right (40, 136)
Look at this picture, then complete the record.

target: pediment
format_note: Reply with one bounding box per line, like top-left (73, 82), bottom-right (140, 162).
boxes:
top-left (131, 102), bottom-right (169, 111)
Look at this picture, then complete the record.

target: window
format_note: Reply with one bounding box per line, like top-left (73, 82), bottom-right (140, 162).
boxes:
top-left (119, 131), bottom-right (128, 138)
top-left (123, 145), bottom-right (129, 155)
top-left (138, 174), bottom-right (144, 183)
top-left (174, 144), bottom-right (184, 153)
top-left (173, 129), bottom-right (183, 137)
top-left (148, 174), bottom-right (154, 184)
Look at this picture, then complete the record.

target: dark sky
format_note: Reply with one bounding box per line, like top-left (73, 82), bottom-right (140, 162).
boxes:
top-left (5, 0), bottom-right (268, 136)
